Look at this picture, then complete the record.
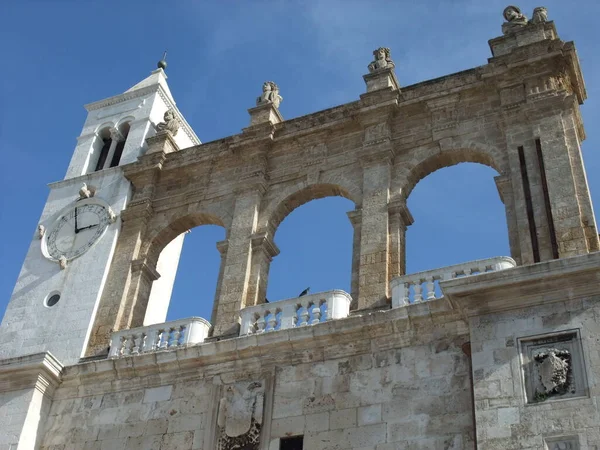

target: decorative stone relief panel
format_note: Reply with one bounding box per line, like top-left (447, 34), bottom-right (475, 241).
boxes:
top-left (544, 435), bottom-right (580, 450)
top-left (427, 94), bottom-right (459, 132)
top-left (216, 380), bottom-right (265, 450)
top-left (499, 84), bottom-right (526, 109)
top-left (519, 330), bottom-right (587, 404)
top-left (364, 123), bottom-right (390, 145)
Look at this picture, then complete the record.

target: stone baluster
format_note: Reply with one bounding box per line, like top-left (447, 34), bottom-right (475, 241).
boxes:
top-left (402, 283), bottom-right (410, 305)
top-left (144, 328), bottom-right (159, 352)
top-left (413, 282), bottom-right (423, 303)
top-left (131, 334), bottom-right (142, 355)
top-left (170, 327), bottom-right (181, 347)
top-left (279, 302), bottom-right (298, 330)
top-left (266, 312), bottom-right (278, 331)
top-left (298, 304), bottom-right (310, 326)
top-left (122, 336), bottom-right (132, 356)
top-left (426, 277), bottom-right (436, 300)
top-left (255, 315), bottom-right (266, 333)
top-left (310, 303), bottom-right (321, 324)
top-left (158, 329), bottom-right (169, 349)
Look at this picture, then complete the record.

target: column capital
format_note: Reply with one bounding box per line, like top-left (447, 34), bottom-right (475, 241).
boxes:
top-left (0, 352), bottom-right (63, 396)
top-left (216, 239), bottom-right (229, 256)
top-left (347, 209), bottom-right (363, 228)
top-left (131, 259), bottom-right (160, 282)
top-left (388, 198), bottom-right (414, 227)
top-left (250, 231), bottom-right (280, 260)
top-left (109, 127), bottom-right (125, 142)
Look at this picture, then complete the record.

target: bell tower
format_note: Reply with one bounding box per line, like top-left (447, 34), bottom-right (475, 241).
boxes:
top-left (0, 62), bottom-right (199, 367)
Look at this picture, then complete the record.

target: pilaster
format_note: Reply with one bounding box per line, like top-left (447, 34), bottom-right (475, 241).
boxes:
top-left (0, 352), bottom-right (63, 450)
top-left (388, 198), bottom-right (414, 283)
top-left (246, 231), bottom-right (280, 307)
top-left (346, 209), bottom-right (362, 308)
top-left (212, 188), bottom-right (263, 337)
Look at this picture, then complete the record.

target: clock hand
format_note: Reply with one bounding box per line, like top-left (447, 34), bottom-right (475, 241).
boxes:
top-left (74, 207), bottom-right (79, 234)
top-left (77, 223), bottom-right (99, 231)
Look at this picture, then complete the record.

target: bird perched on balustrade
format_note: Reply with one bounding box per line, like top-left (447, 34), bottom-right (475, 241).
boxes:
top-left (298, 287), bottom-right (310, 297)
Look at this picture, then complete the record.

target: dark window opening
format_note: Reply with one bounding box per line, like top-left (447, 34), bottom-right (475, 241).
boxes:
top-left (280, 435), bottom-right (303, 450)
top-left (110, 139), bottom-right (125, 167)
top-left (46, 293), bottom-right (60, 307)
top-left (95, 137), bottom-right (111, 171)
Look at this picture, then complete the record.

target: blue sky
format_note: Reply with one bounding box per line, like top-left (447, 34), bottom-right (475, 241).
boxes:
top-left (1, 1), bottom-right (599, 324)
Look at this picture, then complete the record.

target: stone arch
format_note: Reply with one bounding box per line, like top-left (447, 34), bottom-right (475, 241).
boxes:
top-left (144, 211), bottom-right (228, 264)
top-left (398, 146), bottom-right (515, 272)
top-left (263, 182), bottom-right (360, 237)
top-left (400, 147), bottom-right (505, 200)
top-left (136, 210), bottom-right (229, 327)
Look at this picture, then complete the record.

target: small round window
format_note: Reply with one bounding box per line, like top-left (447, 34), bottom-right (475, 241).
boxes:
top-left (45, 292), bottom-right (60, 307)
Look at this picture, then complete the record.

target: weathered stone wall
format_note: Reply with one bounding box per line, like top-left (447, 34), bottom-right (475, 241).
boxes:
top-left (41, 306), bottom-right (474, 450)
top-left (470, 296), bottom-right (600, 449)
top-left (84, 20), bottom-right (598, 353)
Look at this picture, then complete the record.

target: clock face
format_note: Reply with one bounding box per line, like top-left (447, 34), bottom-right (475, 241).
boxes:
top-left (44, 201), bottom-right (112, 261)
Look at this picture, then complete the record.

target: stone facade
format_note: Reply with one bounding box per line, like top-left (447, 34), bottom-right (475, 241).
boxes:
top-left (1, 6), bottom-right (600, 450)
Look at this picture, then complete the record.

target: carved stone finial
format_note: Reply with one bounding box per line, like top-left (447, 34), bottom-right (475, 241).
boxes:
top-left (59, 255), bottom-right (68, 270)
top-left (79, 183), bottom-right (96, 199)
top-left (37, 224), bottom-right (45, 239)
top-left (531, 6), bottom-right (548, 24)
top-left (256, 81), bottom-right (282, 109)
top-left (502, 5), bottom-right (528, 34)
top-left (368, 47), bottom-right (394, 73)
top-left (156, 109), bottom-right (180, 136)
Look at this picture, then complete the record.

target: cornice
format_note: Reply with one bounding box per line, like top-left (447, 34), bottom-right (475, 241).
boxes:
top-left (0, 352), bottom-right (63, 395)
top-left (443, 252), bottom-right (600, 317)
top-left (48, 166), bottom-right (125, 189)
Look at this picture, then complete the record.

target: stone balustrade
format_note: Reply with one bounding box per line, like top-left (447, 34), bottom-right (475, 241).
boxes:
top-left (108, 317), bottom-right (211, 358)
top-left (390, 256), bottom-right (517, 308)
top-left (239, 290), bottom-right (352, 336)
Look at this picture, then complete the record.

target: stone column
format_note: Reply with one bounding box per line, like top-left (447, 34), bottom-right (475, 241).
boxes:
top-left (246, 232), bottom-right (280, 307)
top-left (212, 189), bottom-right (262, 337)
top-left (209, 240), bottom-right (229, 330)
top-left (357, 156), bottom-right (392, 309)
top-left (346, 209), bottom-right (362, 308)
top-left (103, 127), bottom-right (124, 170)
top-left (85, 204), bottom-right (151, 356)
top-left (388, 198), bottom-right (414, 282)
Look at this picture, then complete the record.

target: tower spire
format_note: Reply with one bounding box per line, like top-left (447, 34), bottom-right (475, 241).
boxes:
top-left (157, 50), bottom-right (167, 70)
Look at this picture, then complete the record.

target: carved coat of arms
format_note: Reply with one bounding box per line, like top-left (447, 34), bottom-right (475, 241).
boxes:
top-left (216, 381), bottom-right (265, 450)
